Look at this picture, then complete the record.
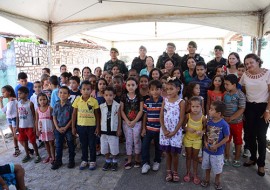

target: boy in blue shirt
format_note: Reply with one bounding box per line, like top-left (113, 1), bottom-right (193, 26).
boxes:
top-left (201, 101), bottom-right (229, 190)
top-left (15, 72), bottom-right (34, 99)
top-left (141, 80), bottom-right (163, 174)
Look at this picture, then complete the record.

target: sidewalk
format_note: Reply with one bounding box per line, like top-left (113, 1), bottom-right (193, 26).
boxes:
top-left (0, 135), bottom-right (270, 190)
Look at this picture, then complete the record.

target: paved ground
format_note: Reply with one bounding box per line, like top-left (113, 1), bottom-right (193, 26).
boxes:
top-left (1, 124), bottom-right (270, 190)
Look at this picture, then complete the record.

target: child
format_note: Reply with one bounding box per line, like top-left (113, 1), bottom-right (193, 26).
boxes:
top-left (30, 81), bottom-right (42, 110)
top-left (89, 74), bottom-right (97, 97)
top-left (15, 72), bottom-right (34, 99)
top-left (41, 75), bottom-right (52, 103)
top-left (237, 63), bottom-right (245, 80)
top-left (139, 75), bottom-right (149, 101)
top-left (35, 93), bottom-right (55, 163)
top-left (72, 81), bottom-right (100, 170)
top-left (215, 65), bottom-right (226, 76)
top-left (171, 67), bottom-right (184, 98)
top-left (183, 57), bottom-right (197, 86)
top-left (141, 80), bottom-right (163, 174)
top-left (49, 75), bottom-right (60, 108)
top-left (60, 72), bottom-right (71, 87)
top-left (16, 87), bottom-right (41, 163)
top-left (184, 82), bottom-right (203, 113)
top-left (224, 74), bottom-right (246, 167)
top-left (82, 67), bottom-right (92, 81)
top-left (160, 77), bottom-right (185, 182)
top-left (112, 65), bottom-right (120, 77)
top-left (112, 75), bottom-right (124, 103)
top-left (94, 67), bottom-right (102, 78)
top-left (149, 68), bottom-right (162, 81)
top-left (95, 78), bottom-right (107, 105)
top-left (0, 85), bottom-right (20, 157)
top-left (52, 86), bottom-right (75, 170)
top-left (120, 77), bottom-right (144, 169)
top-left (69, 76), bottom-right (81, 104)
top-left (140, 56), bottom-right (154, 76)
top-left (160, 75), bottom-right (168, 98)
top-left (183, 96), bottom-right (206, 184)
top-left (192, 62), bottom-right (211, 106)
top-left (73, 68), bottom-right (81, 78)
top-left (104, 71), bottom-right (113, 85)
top-left (128, 69), bottom-right (139, 81)
top-left (100, 86), bottom-right (121, 171)
top-left (201, 101), bottom-right (230, 189)
top-left (206, 75), bottom-right (226, 115)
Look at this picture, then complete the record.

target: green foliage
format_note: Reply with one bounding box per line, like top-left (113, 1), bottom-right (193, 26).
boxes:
top-left (13, 37), bottom-right (40, 45)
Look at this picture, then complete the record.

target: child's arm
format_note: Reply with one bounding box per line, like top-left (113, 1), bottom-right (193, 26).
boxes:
top-left (160, 100), bottom-right (169, 135)
top-left (50, 107), bottom-right (55, 130)
top-left (16, 104), bottom-right (19, 132)
top-left (196, 115), bottom-right (207, 137)
top-left (130, 101), bottom-right (144, 127)
top-left (0, 176), bottom-right (8, 190)
top-left (53, 116), bottom-right (62, 133)
top-left (225, 108), bottom-right (245, 123)
top-left (30, 102), bottom-right (36, 132)
top-left (210, 135), bottom-right (229, 152)
top-left (35, 110), bottom-right (40, 136)
top-left (206, 93), bottom-right (210, 116)
top-left (0, 96), bottom-right (4, 109)
top-left (141, 113), bottom-right (147, 137)
top-left (71, 108), bottom-right (78, 135)
top-left (120, 101), bottom-right (130, 124)
top-left (117, 106), bottom-right (122, 137)
top-left (168, 100), bottom-right (186, 137)
top-left (94, 108), bottom-right (101, 136)
top-left (182, 113), bottom-right (189, 131)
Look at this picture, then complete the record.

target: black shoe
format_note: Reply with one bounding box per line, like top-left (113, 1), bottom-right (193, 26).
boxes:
top-left (257, 167), bottom-right (265, 177)
top-left (102, 162), bottom-right (111, 171)
top-left (51, 161), bottom-right (63, 170)
top-left (38, 141), bottom-right (45, 149)
top-left (243, 161), bottom-right (256, 167)
top-left (111, 162), bottom-right (118, 171)
top-left (68, 161), bottom-right (75, 169)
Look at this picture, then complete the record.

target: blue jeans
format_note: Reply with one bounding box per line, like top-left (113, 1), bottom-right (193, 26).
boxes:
top-left (77, 126), bottom-right (96, 162)
top-left (141, 130), bottom-right (161, 165)
top-left (54, 129), bottom-right (75, 163)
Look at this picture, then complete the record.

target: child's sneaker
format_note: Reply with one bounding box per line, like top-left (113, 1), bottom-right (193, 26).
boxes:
top-left (89, 162), bottom-right (96, 170)
top-left (224, 159), bottom-right (230, 166)
top-left (152, 162), bottom-right (160, 171)
top-left (141, 163), bottom-right (150, 174)
top-left (232, 160), bottom-right (241, 167)
top-left (134, 161), bottom-right (141, 168)
top-left (124, 162), bottom-right (132, 170)
top-left (22, 155), bottom-right (31, 163)
top-left (111, 162), bottom-right (118, 171)
top-left (79, 161), bottom-right (88, 170)
top-left (102, 162), bottom-right (111, 171)
top-left (243, 149), bottom-right (251, 158)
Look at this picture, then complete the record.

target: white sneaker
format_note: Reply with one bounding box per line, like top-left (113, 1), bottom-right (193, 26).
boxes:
top-left (141, 163), bottom-right (150, 174)
top-left (152, 162), bottom-right (160, 171)
top-left (243, 149), bottom-right (251, 158)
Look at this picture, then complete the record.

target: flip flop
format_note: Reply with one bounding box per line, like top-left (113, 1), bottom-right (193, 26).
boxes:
top-left (193, 176), bottom-right (201, 185)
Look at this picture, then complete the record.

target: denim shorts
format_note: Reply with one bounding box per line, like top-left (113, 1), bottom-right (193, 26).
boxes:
top-left (7, 118), bottom-right (16, 128)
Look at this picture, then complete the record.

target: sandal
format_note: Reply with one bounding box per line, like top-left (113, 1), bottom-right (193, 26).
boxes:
top-left (165, 170), bottom-right (172, 182)
top-left (22, 155), bottom-right (31, 163)
top-left (232, 160), bottom-right (241, 167)
top-left (201, 180), bottom-right (210, 187)
top-left (13, 147), bottom-right (21, 157)
top-left (43, 157), bottom-right (51, 163)
top-left (193, 176), bottom-right (201, 185)
top-left (173, 171), bottom-right (180, 182)
top-left (215, 182), bottom-right (223, 190)
top-left (183, 172), bottom-right (191, 182)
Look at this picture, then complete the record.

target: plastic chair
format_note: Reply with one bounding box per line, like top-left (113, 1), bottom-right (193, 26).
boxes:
top-left (0, 128), bottom-right (8, 149)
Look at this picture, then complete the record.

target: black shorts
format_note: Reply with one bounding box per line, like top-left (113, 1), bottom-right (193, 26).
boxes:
top-left (0, 164), bottom-right (11, 175)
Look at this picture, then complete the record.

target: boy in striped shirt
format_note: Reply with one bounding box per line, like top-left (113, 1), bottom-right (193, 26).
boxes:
top-left (141, 80), bottom-right (163, 174)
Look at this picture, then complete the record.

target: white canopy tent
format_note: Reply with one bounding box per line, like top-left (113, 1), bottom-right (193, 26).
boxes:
top-left (0, 0), bottom-right (270, 44)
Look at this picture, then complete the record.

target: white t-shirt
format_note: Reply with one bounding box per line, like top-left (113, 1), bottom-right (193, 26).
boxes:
top-left (239, 69), bottom-right (270, 103)
top-left (30, 93), bottom-right (38, 110)
top-left (1, 100), bottom-right (17, 118)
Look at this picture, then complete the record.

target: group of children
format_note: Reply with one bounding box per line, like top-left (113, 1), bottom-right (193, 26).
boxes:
top-left (0, 53), bottom-right (249, 189)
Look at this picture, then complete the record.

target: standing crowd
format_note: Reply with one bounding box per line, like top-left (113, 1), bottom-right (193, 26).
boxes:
top-left (0, 41), bottom-right (270, 190)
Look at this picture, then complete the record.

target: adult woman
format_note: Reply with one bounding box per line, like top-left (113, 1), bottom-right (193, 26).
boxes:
top-left (161, 58), bottom-right (174, 74)
top-left (82, 66), bottom-right (92, 81)
top-left (240, 53), bottom-right (270, 177)
top-left (183, 57), bottom-right (197, 85)
top-left (140, 56), bottom-right (154, 76)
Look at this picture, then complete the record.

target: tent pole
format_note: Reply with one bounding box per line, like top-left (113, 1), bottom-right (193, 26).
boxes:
top-left (48, 21), bottom-right (53, 69)
top-left (257, 11), bottom-right (264, 56)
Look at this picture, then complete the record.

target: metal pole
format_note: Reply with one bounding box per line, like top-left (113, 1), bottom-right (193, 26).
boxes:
top-left (48, 21), bottom-right (53, 69)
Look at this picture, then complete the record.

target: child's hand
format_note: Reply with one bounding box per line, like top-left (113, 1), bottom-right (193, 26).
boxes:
top-left (187, 127), bottom-right (196, 133)
top-left (196, 130), bottom-right (203, 137)
top-left (166, 131), bottom-right (176, 138)
top-left (224, 117), bottom-right (231, 123)
top-left (162, 128), bottom-right (170, 136)
top-left (57, 127), bottom-right (65, 134)
top-left (95, 127), bottom-right (100, 136)
top-left (210, 144), bottom-right (218, 152)
top-left (0, 96), bottom-right (3, 102)
top-left (129, 121), bottom-right (136, 128)
top-left (117, 128), bottom-right (122, 137)
top-left (141, 128), bottom-right (146, 137)
top-left (72, 128), bottom-right (77, 136)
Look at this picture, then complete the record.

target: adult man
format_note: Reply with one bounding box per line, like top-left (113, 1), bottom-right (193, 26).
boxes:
top-left (103, 48), bottom-right (128, 77)
top-left (156, 43), bottom-right (182, 69)
top-left (206, 45), bottom-right (227, 79)
top-left (180, 41), bottom-right (204, 72)
top-left (131, 45), bottom-right (147, 74)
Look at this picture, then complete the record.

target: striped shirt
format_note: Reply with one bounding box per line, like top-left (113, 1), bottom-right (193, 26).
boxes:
top-left (143, 96), bottom-right (163, 132)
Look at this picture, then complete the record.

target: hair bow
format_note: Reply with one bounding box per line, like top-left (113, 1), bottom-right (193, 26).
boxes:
top-left (167, 76), bottom-right (176, 82)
